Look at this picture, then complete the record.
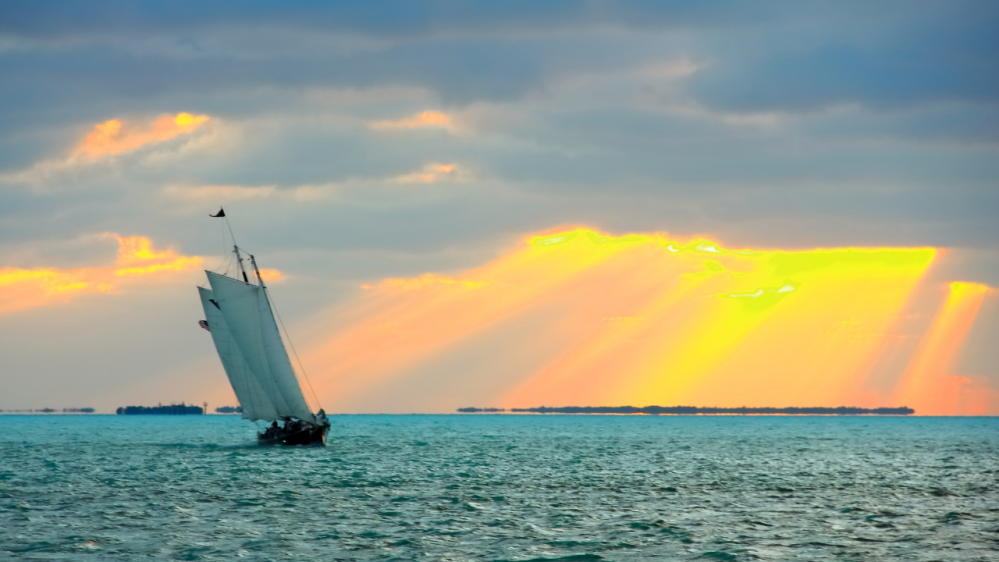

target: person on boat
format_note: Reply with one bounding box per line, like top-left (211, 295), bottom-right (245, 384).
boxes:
top-left (265, 421), bottom-right (279, 439)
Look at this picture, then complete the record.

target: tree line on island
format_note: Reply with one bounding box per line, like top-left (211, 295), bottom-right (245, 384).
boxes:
top-left (0, 408), bottom-right (95, 413)
top-left (458, 405), bottom-right (915, 415)
top-left (116, 403), bottom-right (204, 415)
top-left (114, 404), bottom-right (245, 415)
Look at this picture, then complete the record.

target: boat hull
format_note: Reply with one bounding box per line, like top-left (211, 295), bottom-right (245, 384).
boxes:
top-left (257, 424), bottom-right (329, 447)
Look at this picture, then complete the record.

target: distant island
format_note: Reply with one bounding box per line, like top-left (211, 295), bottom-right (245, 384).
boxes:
top-left (215, 405), bottom-right (242, 414)
top-left (116, 403), bottom-right (203, 415)
top-left (0, 408), bottom-right (95, 413)
top-left (459, 405), bottom-right (915, 415)
top-left (457, 407), bottom-right (506, 413)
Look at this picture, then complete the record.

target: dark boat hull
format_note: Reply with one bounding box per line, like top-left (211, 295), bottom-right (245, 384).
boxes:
top-left (258, 424), bottom-right (329, 446)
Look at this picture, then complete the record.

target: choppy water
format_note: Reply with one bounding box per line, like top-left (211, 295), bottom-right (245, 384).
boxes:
top-left (1, 415), bottom-right (996, 561)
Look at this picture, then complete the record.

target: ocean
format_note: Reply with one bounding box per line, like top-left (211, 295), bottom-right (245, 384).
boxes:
top-left (1, 414), bottom-right (995, 561)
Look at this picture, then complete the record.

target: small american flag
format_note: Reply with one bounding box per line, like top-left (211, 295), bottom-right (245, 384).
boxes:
top-left (198, 320), bottom-right (210, 332)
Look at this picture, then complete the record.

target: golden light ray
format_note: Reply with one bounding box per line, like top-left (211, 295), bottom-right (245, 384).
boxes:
top-left (306, 229), bottom-right (643, 404)
top-left (75, 112), bottom-right (210, 158)
top-left (893, 282), bottom-right (995, 415)
top-left (508, 244), bottom-right (936, 409)
top-left (303, 228), bottom-right (992, 414)
top-left (0, 235), bottom-right (203, 316)
top-left (673, 249), bottom-right (937, 408)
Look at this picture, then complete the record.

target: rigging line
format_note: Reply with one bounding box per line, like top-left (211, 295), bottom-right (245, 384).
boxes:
top-left (267, 288), bottom-right (324, 413)
top-left (221, 214), bottom-right (225, 265)
top-left (225, 218), bottom-right (240, 278)
top-left (214, 215), bottom-right (236, 277)
top-left (224, 216), bottom-right (239, 249)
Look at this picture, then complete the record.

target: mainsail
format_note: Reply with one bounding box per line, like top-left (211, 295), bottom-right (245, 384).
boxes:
top-left (199, 269), bottom-right (316, 423)
top-left (198, 286), bottom-right (280, 421)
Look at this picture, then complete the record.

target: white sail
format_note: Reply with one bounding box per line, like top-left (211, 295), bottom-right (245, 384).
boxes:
top-left (198, 287), bottom-right (281, 422)
top-left (206, 271), bottom-right (316, 423)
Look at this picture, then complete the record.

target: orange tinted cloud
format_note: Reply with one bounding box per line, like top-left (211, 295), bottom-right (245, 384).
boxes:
top-left (370, 110), bottom-right (453, 131)
top-left (0, 235), bottom-right (202, 316)
top-left (75, 112), bottom-right (210, 158)
top-left (893, 282), bottom-right (995, 415)
top-left (259, 269), bottom-right (284, 283)
top-left (395, 163), bottom-right (461, 183)
top-left (303, 229), bottom-right (984, 414)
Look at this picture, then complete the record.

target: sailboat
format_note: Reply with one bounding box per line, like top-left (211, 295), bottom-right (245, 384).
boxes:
top-left (197, 210), bottom-right (329, 446)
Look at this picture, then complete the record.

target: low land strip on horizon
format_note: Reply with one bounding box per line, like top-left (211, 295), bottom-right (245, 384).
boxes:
top-left (0, 408), bottom-right (95, 413)
top-left (459, 406), bottom-right (915, 415)
top-left (116, 404), bottom-right (204, 415)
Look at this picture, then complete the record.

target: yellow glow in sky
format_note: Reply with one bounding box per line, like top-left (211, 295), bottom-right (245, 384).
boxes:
top-left (304, 228), bottom-right (994, 415)
top-left (893, 282), bottom-right (995, 415)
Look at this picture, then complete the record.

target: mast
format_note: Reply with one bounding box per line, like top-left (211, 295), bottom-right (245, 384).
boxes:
top-left (249, 254), bottom-right (264, 287)
top-left (234, 245), bottom-right (250, 283)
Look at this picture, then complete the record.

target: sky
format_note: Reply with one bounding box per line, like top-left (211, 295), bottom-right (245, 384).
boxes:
top-left (0, 1), bottom-right (997, 415)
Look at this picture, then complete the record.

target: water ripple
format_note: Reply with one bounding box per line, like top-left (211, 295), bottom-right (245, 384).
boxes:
top-left (0, 415), bottom-right (996, 560)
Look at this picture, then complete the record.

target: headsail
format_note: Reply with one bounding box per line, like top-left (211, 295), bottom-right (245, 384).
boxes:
top-left (206, 271), bottom-right (316, 423)
top-left (198, 287), bottom-right (281, 422)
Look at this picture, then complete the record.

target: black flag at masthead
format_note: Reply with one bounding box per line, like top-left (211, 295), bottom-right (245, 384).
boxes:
top-left (210, 207), bottom-right (225, 217)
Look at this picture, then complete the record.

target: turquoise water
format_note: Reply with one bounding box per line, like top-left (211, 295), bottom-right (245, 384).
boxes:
top-left (1, 415), bottom-right (996, 561)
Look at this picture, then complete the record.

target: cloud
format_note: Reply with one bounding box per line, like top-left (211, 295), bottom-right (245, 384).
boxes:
top-left (259, 268), bottom-right (283, 283)
top-left (164, 184), bottom-right (279, 201)
top-left (0, 112), bottom-right (213, 187)
top-left (0, 234), bottom-right (202, 315)
top-left (162, 183), bottom-right (342, 203)
top-left (74, 112), bottom-right (210, 159)
top-left (687, 13), bottom-right (999, 113)
top-left (0, 1), bottom-right (772, 42)
top-left (162, 162), bottom-right (470, 205)
top-left (369, 110), bottom-right (453, 132)
top-left (395, 163), bottom-right (463, 183)
top-left (0, 3), bottom-right (994, 146)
